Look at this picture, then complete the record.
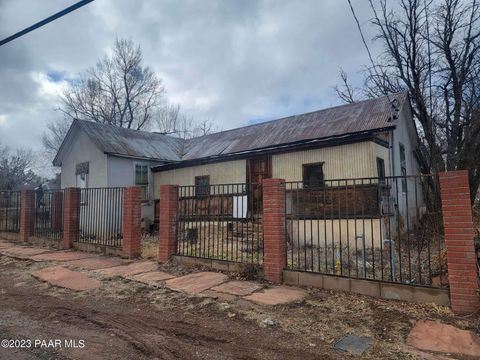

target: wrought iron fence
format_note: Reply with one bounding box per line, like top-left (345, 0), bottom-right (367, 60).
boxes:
top-left (176, 183), bottom-right (263, 264)
top-left (78, 187), bottom-right (124, 247)
top-left (0, 190), bottom-right (21, 233)
top-left (286, 175), bottom-right (446, 288)
top-left (33, 189), bottom-right (64, 240)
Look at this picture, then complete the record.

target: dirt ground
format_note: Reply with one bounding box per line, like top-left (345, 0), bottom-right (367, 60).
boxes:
top-left (0, 255), bottom-right (478, 360)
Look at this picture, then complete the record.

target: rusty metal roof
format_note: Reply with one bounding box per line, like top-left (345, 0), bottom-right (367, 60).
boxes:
top-left (180, 92), bottom-right (408, 161)
top-left (53, 120), bottom-right (184, 166)
top-left (53, 92), bottom-right (408, 167)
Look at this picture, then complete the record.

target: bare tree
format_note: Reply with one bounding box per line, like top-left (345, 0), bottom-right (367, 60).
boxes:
top-left (43, 38), bottom-right (169, 155)
top-left (338, 0), bottom-right (480, 199)
top-left (60, 38), bottom-right (165, 129)
top-left (155, 104), bottom-right (217, 139)
top-left (42, 118), bottom-right (73, 158)
top-left (43, 39), bottom-right (216, 157)
top-left (0, 142), bottom-right (41, 190)
top-left (334, 69), bottom-right (361, 104)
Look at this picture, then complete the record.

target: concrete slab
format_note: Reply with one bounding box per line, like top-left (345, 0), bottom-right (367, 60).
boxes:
top-left (128, 271), bottom-right (175, 286)
top-left (334, 335), bottom-right (372, 355)
top-left (30, 251), bottom-right (98, 262)
top-left (31, 266), bottom-right (101, 291)
top-left (243, 286), bottom-right (307, 305)
top-left (96, 261), bottom-right (158, 277)
top-left (66, 256), bottom-right (129, 270)
top-left (407, 320), bottom-right (480, 357)
top-left (2, 247), bottom-right (52, 258)
top-left (165, 272), bottom-right (228, 295)
top-left (211, 281), bottom-right (262, 296)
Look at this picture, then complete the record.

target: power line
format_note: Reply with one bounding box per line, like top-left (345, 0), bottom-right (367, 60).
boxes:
top-left (346, 0), bottom-right (397, 118)
top-left (0, 0), bottom-right (95, 47)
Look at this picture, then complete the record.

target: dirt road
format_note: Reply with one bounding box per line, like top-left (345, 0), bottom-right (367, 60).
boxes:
top-left (0, 255), bottom-right (478, 359)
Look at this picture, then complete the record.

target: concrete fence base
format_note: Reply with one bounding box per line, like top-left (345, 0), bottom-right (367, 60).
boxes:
top-left (284, 270), bottom-right (450, 306)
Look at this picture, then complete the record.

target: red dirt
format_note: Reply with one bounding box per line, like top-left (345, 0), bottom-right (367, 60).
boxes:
top-left (0, 253), bottom-right (479, 359)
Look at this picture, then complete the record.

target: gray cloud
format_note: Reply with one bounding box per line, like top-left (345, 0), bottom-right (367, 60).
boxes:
top-left (0, 0), bottom-right (377, 173)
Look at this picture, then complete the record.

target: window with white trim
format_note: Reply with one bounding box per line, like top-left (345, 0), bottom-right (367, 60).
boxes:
top-left (135, 164), bottom-right (149, 201)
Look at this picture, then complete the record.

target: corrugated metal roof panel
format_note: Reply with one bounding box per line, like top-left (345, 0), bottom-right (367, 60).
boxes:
top-left (76, 121), bottom-right (183, 161)
top-left (56, 92), bottom-right (407, 166)
top-left (181, 92), bottom-right (407, 160)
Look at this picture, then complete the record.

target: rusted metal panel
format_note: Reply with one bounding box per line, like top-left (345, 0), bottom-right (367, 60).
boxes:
top-left (180, 92), bottom-right (406, 161)
top-left (57, 93), bottom-right (407, 170)
top-left (286, 184), bottom-right (381, 218)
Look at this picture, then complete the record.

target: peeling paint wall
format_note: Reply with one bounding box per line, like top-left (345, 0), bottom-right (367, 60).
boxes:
top-left (154, 142), bottom-right (381, 198)
top-left (272, 142), bottom-right (376, 181)
top-left (154, 159), bottom-right (247, 198)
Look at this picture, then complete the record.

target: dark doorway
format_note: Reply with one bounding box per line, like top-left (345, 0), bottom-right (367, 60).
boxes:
top-left (247, 156), bottom-right (272, 214)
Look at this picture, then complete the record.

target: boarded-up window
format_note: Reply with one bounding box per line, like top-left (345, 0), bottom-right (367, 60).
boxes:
top-left (135, 164), bottom-right (149, 201)
top-left (195, 175), bottom-right (210, 197)
top-left (303, 163), bottom-right (324, 188)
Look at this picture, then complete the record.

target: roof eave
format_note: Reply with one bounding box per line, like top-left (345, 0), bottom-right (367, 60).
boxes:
top-left (105, 152), bottom-right (178, 163)
top-left (152, 126), bottom-right (395, 172)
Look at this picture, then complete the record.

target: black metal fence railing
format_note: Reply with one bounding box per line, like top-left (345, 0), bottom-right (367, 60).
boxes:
top-left (286, 175), bottom-right (446, 288)
top-left (176, 183), bottom-right (263, 265)
top-left (33, 189), bottom-right (64, 240)
top-left (0, 190), bottom-right (21, 233)
top-left (78, 187), bottom-right (124, 247)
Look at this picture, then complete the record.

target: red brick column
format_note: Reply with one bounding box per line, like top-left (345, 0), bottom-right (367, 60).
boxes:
top-left (158, 185), bottom-right (178, 262)
top-left (51, 191), bottom-right (63, 232)
top-left (122, 187), bottom-right (142, 258)
top-left (262, 178), bottom-right (287, 284)
top-left (63, 188), bottom-right (80, 249)
top-left (19, 190), bottom-right (34, 241)
top-left (439, 170), bottom-right (480, 314)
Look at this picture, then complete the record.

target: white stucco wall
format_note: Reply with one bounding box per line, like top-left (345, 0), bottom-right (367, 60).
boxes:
top-left (106, 155), bottom-right (158, 222)
top-left (60, 131), bottom-right (108, 188)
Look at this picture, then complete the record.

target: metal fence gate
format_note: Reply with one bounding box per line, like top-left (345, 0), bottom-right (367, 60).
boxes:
top-left (33, 189), bottom-right (64, 240)
top-left (78, 187), bottom-right (124, 247)
top-left (176, 183), bottom-right (264, 264)
top-left (0, 190), bottom-right (21, 234)
top-left (286, 175), bottom-right (445, 288)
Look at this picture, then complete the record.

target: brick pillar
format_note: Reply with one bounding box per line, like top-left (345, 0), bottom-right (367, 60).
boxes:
top-left (122, 187), bottom-right (142, 258)
top-left (439, 170), bottom-right (480, 314)
top-left (158, 185), bottom-right (178, 262)
top-left (19, 190), bottom-right (34, 241)
top-left (63, 188), bottom-right (80, 249)
top-left (51, 191), bottom-right (63, 232)
top-left (262, 178), bottom-right (287, 284)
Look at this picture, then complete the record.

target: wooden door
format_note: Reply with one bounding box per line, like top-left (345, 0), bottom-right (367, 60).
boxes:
top-left (247, 156), bottom-right (272, 214)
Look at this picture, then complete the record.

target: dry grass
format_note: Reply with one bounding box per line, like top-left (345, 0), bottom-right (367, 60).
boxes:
top-left (141, 242), bottom-right (158, 259)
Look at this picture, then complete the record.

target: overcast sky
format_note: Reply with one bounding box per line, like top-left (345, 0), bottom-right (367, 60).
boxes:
top-left (0, 0), bottom-right (378, 175)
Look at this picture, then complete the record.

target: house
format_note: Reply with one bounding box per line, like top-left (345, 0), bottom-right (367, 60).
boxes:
top-left (54, 92), bottom-right (423, 244)
top-left (52, 119), bottom-right (184, 224)
top-left (151, 92), bottom-right (423, 247)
